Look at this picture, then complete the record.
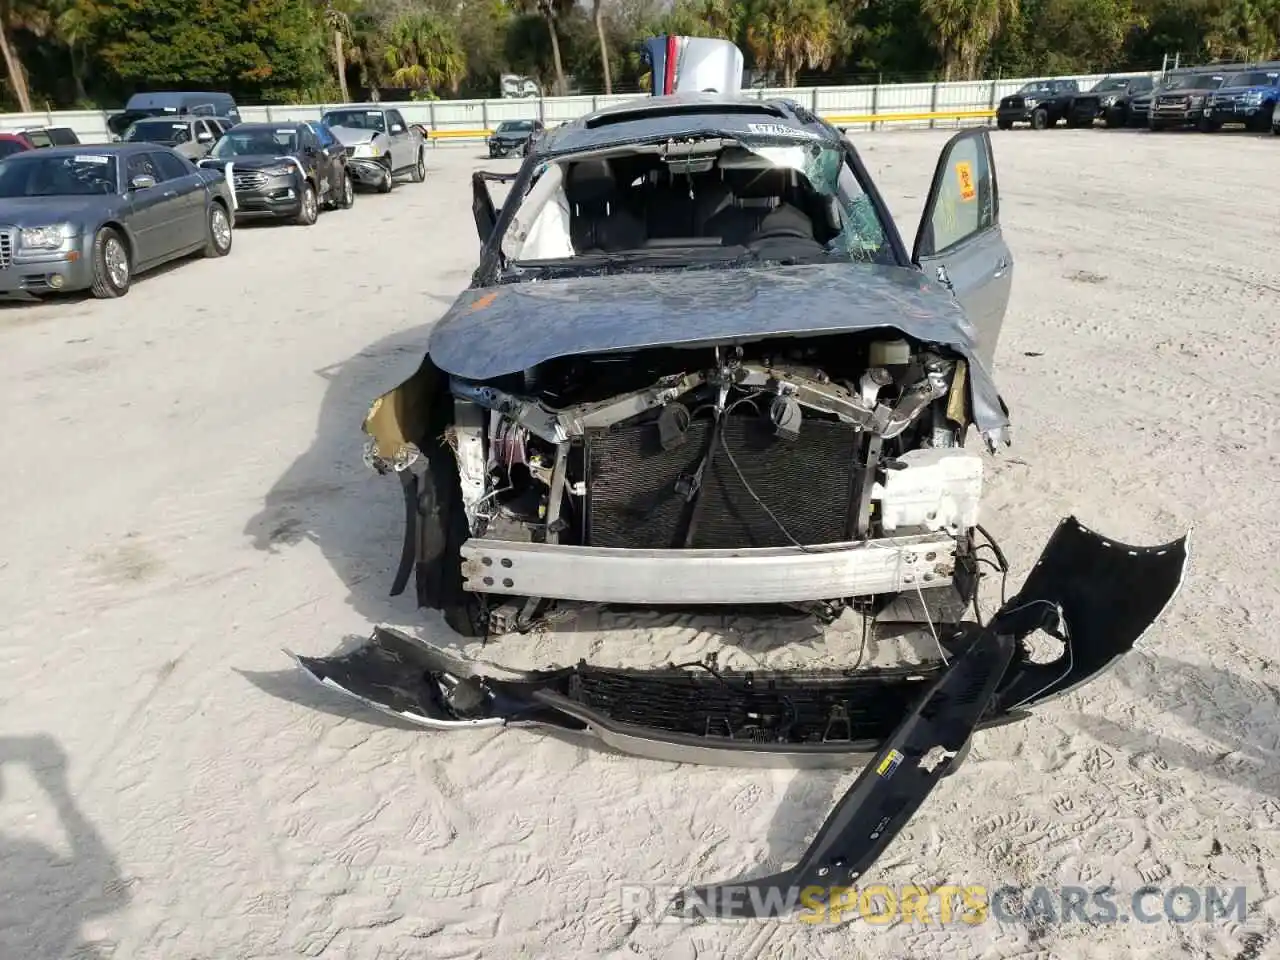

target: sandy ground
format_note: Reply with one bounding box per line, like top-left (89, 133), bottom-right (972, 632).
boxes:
top-left (2, 128), bottom-right (1279, 960)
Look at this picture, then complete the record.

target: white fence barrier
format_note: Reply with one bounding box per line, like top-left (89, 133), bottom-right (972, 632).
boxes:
top-left (0, 71), bottom-right (1156, 144)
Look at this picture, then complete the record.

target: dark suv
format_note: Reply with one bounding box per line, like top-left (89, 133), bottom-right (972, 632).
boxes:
top-left (996, 79), bottom-right (1082, 130)
top-left (1066, 74), bottom-right (1156, 127)
top-left (198, 121), bottom-right (354, 225)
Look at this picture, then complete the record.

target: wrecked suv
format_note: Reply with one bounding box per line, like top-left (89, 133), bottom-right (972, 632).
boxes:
top-left (294, 94), bottom-right (1189, 918)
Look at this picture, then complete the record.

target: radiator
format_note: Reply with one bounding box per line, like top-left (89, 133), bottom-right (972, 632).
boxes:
top-left (584, 411), bottom-right (861, 549)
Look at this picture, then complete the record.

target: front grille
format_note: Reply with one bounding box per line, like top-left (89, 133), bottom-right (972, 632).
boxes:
top-left (344, 145), bottom-right (356, 157)
top-left (1158, 96), bottom-right (1186, 106)
top-left (584, 411), bottom-right (861, 549)
top-left (1004, 97), bottom-right (1024, 108)
top-left (233, 171), bottom-right (268, 191)
top-left (566, 665), bottom-right (937, 744)
top-left (0, 230), bottom-right (12, 269)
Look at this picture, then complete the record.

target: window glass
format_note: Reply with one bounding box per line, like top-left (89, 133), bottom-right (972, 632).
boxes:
top-left (126, 152), bottom-right (159, 183)
top-left (927, 135), bottom-right (994, 255)
top-left (310, 122), bottom-right (337, 148)
top-left (152, 150), bottom-right (194, 181)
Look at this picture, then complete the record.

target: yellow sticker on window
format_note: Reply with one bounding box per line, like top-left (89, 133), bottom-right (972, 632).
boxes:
top-left (955, 160), bottom-right (976, 202)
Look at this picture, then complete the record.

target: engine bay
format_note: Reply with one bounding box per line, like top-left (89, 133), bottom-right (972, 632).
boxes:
top-left (443, 331), bottom-right (983, 553)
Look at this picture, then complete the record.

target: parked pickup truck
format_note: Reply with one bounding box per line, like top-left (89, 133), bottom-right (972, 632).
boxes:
top-left (319, 105), bottom-right (427, 192)
top-left (1149, 71), bottom-right (1227, 130)
top-left (1204, 68), bottom-right (1280, 132)
top-left (1066, 74), bottom-right (1156, 127)
top-left (996, 79), bottom-right (1081, 130)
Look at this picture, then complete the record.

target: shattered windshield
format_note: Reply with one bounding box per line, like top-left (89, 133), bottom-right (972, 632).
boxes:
top-left (498, 120), bottom-right (534, 133)
top-left (499, 138), bottom-right (892, 277)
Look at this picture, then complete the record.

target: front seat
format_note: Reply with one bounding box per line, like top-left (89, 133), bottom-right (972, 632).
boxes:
top-left (564, 159), bottom-right (644, 253)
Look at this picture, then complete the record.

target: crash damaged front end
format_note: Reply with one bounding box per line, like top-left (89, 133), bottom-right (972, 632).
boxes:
top-left (294, 514), bottom-right (1188, 917)
top-left (365, 292), bottom-right (1013, 636)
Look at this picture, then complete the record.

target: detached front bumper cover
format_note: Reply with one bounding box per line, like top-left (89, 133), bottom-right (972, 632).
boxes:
top-left (289, 516), bottom-right (1188, 919)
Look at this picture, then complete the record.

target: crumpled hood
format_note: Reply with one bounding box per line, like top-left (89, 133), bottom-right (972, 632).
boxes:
top-left (329, 125), bottom-right (384, 147)
top-left (427, 261), bottom-right (1010, 436)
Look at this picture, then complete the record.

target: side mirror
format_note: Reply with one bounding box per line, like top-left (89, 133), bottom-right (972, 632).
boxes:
top-left (130, 174), bottom-right (157, 191)
top-left (197, 131), bottom-right (213, 143)
top-left (390, 123), bottom-right (404, 134)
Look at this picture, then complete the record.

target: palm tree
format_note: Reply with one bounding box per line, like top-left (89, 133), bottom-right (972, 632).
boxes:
top-left (744, 0), bottom-right (842, 89)
top-left (381, 11), bottom-right (467, 94)
top-left (512, 0), bottom-right (572, 95)
top-left (54, 0), bottom-right (90, 103)
top-left (593, 0), bottom-right (611, 95)
top-left (320, 0), bottom-right (359, 102)
top-left (919, 0), bottom-right (1019, 80)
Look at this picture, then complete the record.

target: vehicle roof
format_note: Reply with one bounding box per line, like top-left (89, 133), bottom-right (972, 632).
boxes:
top-left (223, 121), bottom-right (304, 131)
top-left (0, 132), bottom-right (29, 142)
top-left (322, 104), bottom-right (393, 112)
top-left (7, 144), bottom-right (146, 159)
top-left (125, 91), bottom-right (234, 108)
top-left (535, 93), bottom-right (836, 157)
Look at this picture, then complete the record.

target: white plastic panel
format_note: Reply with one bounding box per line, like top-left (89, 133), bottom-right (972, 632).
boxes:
top-left (873, 448), bottom-right (984, 535)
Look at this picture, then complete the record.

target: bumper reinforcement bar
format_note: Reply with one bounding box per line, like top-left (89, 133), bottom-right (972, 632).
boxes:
top-left (458, 534), bottom-right (960, 605)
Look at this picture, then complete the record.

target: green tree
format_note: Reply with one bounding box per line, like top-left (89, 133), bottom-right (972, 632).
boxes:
top-left (592, 0), bottom-right (612, 93)
top-left (745, 0), bottom-right (844, 87)
top-left (919, 0), bottom-right (1020, 79)
top-left (380, 10), bottom-right (466, 93)
top-left (512, 0), bottom-right (572, 94)
top-left (1, 0), bottom-right (55, 111)
top-left (319, 0), bottom-right (360, 101)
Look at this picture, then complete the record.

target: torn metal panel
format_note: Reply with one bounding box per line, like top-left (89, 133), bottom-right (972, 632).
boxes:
top-left (361, 356), bottom-right (443, 473)
top-left (446, 400), bottom-right (487, 524)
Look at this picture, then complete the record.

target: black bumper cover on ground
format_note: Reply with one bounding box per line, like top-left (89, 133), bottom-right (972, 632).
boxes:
top-left (290, 515), bottom-right (1188, 918)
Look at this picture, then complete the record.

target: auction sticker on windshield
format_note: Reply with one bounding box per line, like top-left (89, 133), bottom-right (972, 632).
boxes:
top-left (75, 155), bottom-right (110, 164)
top-left (748, 122), bottom-right (816, 138)
top-left (955, 161), bottom-right (976, 202)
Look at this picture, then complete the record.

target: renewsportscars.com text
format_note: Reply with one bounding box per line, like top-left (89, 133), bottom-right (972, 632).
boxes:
top-left (620, 882), bottom-right (1250, 925)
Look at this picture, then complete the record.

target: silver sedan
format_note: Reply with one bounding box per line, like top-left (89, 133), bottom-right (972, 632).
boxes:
top-left (0, 143), bottom-right (236, 300)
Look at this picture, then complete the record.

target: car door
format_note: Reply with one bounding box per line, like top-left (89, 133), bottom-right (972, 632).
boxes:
top-left (151, 149), bottom-right (207, 250)
top-left (386, 109), bottom-right (410, 171)
top-left (472, 170), bottom-right (519, 248)
top-left (297, 123), bottom-right (332, 198)
top-left (122, 152), bottom-right (175, 267)
top-left (911, 128), bottom-right (1012, 369)
top-left (310, 122), bottom-right (346, 195)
